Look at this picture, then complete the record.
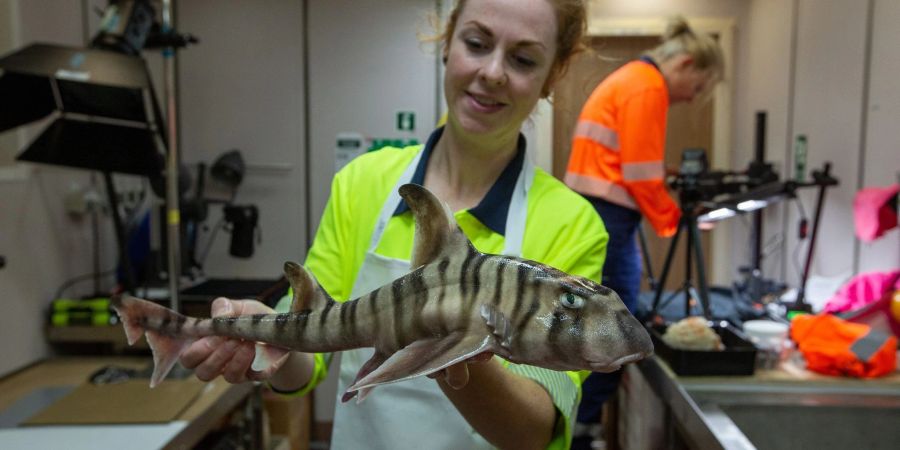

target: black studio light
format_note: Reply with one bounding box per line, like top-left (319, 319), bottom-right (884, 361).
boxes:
top-left (0, 43), bottom-right (166, 176)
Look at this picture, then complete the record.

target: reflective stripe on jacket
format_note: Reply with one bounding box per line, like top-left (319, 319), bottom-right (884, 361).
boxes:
top-left (564, 60), bottom-right (681, 237)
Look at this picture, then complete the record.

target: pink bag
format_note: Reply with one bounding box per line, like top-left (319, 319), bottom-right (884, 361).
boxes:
top-left (853, 183), bottom-right (898, 242)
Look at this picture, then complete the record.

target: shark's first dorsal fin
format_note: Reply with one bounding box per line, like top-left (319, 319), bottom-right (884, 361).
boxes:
top-left (283, 261), bottom-right (333, 312)
top-left (399, 183), bottom-right (474, 268)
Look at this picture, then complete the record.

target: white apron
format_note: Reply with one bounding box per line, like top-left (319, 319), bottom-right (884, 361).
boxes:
top-left (330, 149), bottom-right (535, 450)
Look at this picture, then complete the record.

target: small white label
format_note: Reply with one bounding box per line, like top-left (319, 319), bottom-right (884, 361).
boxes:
top-left (55, 69), bottom-right (91, 82)
top-left (335, 132), bottom-right (365, 172)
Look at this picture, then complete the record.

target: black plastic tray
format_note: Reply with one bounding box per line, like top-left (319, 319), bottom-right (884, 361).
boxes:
top-left (649, 322), bottom-right (757, 376)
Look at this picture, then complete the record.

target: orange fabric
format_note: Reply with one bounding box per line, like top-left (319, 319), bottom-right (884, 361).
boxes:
top-left (790, 314), bottom-right (897, 378)
top-left (565, 60), bottom-right (681, 237)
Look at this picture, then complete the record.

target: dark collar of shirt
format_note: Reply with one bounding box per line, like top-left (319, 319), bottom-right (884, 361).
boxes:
top-left (392, 126), bottom-right (527, 236)
top-left (639, 55), bottom-right (661, 72)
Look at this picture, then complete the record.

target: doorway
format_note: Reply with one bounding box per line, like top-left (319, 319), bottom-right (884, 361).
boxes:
top-left (552, 35), bottom-right (715, 295)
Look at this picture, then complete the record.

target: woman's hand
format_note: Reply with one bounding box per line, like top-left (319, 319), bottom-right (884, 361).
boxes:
top-left (180, 297), bottom-right (285, 384)
top-left (428, 352), bottom-right (494, 389)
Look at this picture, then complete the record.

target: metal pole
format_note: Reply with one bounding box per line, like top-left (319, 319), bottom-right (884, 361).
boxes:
top-left (796, 164), bottom-right (832, 310)
top-left (752, 112), bottom-right (766, 271)
top-left (162, 0), bottom-right (181, 311)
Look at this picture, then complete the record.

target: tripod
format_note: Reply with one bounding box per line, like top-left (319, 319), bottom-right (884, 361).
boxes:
top-left (649, 204), bottom-right (712, 321)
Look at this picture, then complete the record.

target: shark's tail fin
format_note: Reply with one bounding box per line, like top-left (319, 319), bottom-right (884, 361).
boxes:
top-left (112, 295), bottom-right (198, 388)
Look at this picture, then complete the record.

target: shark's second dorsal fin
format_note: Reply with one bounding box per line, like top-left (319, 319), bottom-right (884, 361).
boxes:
top-left (399, 183), bottom-right (474, 268)
top-left (283, 261), bottom-right (333, 312)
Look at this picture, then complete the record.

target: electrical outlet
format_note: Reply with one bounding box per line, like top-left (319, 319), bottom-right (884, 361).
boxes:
top-left (64, 185), bottom-right (105, 216)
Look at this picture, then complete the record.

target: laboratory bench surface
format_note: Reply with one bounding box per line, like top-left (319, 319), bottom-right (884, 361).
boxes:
top-left (0, 356), bottom-right (256, 450)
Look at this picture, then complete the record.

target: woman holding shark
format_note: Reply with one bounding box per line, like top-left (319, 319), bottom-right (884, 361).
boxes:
top-left (176, 1), bottom-right (625, 448)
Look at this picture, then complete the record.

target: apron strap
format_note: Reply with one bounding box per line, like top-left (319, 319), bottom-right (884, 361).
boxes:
top-left (502, 156), bottom-right (535, 257)
top-left (368, 149), bottom-right (426, 252)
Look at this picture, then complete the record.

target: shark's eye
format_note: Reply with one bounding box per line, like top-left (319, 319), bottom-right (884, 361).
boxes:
top-left (560, 293), bottom-right (585, 309)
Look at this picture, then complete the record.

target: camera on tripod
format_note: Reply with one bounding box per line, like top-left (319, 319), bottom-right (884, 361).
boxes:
top-left (669, 149), bottom-right (735, 207)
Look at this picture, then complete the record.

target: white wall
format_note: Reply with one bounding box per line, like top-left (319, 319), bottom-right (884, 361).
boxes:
top-left (731, 0), bottom-right (794, 281)
top-left (857, 0), bottom-right (900, 273)
top-left (307, 0), bottom-right (441, 237)
top-left (177, 0), bottom-right (307, 278)
top-left (782, 0), bottom-right (869, 287)
top-left (755, 0), bottom-right (898, 288)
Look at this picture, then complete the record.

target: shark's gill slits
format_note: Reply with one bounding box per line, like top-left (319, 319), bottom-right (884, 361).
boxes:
top-left (391, 277), bottom-right (407, 346)
top-left (513, 263), bottom-right (528, 320)
top-left (458, 245), bottom-right (476, 299)
top-left (368, 287), bottom-right (381, 338)
top-left (492, 258), bottom-right (505, 306)
top-left (470, 254), bottom-right (487, 305)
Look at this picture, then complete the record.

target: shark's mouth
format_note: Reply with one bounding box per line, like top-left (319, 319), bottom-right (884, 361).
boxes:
top-left (587, 353), bottom-right (645, 372)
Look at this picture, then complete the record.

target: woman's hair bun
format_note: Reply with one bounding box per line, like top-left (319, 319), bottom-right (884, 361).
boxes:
top-left (663, 16), bottom-right (693, 41)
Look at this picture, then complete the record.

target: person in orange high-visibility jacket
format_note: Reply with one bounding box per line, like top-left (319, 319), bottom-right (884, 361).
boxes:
top-left (566, 17), bottom-right (725, 449)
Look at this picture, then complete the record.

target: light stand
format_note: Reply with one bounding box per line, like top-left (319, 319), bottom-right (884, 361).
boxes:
top-left (649, 149), bottom-right (717, 321)
top-left (650, 193), bottom-right (713, 321)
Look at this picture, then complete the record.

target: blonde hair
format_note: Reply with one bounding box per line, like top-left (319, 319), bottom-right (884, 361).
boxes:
top-left (647, 16), bottom-right (724, 81)
top-left (439, 0), bottom-right (588, 97)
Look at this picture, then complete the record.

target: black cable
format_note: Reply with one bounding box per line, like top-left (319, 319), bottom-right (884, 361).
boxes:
top-left (55, 268), bottom-right (117, 300)
top-left (792, 198), bottom-right (809, 280)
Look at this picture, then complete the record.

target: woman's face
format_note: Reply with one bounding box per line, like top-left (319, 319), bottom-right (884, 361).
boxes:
top-left (668, 63), bottom-right (714, 104)
top-left (443, 0), bottom-right (558, 139)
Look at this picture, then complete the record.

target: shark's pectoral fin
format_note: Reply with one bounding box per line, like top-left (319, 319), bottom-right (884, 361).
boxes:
top-left (481, 303), bottom-right (513, 350)
top-left (340, 351), bottom-right (389, 403)
top-left (347, 332), bottom-right (496, 393)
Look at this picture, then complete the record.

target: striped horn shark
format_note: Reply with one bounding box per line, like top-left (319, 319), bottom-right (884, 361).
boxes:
top-left (113, 183), bottom-right (653, 401)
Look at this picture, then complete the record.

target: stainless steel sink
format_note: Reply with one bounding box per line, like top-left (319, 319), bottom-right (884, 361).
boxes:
top-left (686, 383), bottom-right (900, 450)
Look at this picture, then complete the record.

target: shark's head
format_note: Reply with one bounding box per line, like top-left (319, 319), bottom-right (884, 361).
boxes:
top-left (396, 182), bottom-right (653, 373)
top-left (503, 261), bottom-right (654, 373)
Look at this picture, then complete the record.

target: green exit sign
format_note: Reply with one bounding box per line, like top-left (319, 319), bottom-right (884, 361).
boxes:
top-left (397, 111), bottom-right (415, 131)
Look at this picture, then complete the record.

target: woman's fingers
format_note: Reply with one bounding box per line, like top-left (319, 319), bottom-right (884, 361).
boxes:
top-left (182, 297), bottom-right (275, 383)
top-left (194, 339), bottom-right (240, 381)
top-left (223, 341), bottom-right (257, 383)
top-left (180, 335), bottom-right (224, 369)
top-left (210, 297), bottom-right (235, 317)
top-left (443, 362), bottom-right (470, 389)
